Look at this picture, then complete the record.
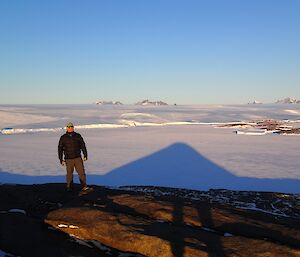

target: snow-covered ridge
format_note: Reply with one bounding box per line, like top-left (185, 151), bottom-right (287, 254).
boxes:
top-left (2, 119), bottom-right (300, 135)
top-left (0, 124), bottom-right (128, 134)
top-left (0, 121), bottom-right (225, 135)
top-left (5, 120), bottom-right (276, 135)
top-left (1, 127), bottom-right (63, 135)
top-left (235, 129), bottom-right (269, 136)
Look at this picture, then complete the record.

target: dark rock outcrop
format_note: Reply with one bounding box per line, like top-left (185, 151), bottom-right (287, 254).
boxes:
top-left (0, 184), bottom-right (299, 257)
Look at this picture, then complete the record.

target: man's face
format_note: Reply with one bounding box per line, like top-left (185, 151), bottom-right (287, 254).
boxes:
top-left (66, 126), bottom-right (74, 133)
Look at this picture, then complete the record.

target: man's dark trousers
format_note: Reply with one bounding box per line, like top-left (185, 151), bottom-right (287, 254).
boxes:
top-left (66, 157), bottom-right (86, 188)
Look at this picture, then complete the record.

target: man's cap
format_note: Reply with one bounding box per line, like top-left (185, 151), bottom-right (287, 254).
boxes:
top-left (66, 122), bottom-right (74, 128)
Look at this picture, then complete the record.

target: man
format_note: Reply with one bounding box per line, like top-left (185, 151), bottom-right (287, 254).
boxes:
top-left (58, 122), bottom-right (89, 192)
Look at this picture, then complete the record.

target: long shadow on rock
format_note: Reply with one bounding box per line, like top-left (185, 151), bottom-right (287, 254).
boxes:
top-left (218, 222), bottom-right (300, 248)
top-left (92, 142), bottom-right (300, 193)
top-left (196, 202), bottom-right (228, 257)
top-left (0, 212), bottom-right (107, 257)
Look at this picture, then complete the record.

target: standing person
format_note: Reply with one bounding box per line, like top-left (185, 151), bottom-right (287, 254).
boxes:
top-left (58, 122), bottom-right (89, 192)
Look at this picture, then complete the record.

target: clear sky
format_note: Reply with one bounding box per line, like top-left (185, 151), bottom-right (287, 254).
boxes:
top-left (0, 0), bottom-right (299, 104)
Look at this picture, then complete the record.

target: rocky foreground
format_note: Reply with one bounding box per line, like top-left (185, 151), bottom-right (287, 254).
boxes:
top-left (0, 184), bottom-right (299, 257)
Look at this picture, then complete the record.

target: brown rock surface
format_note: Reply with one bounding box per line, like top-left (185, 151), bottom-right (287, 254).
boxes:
top-left (0, 184), bottom-right (299, 257)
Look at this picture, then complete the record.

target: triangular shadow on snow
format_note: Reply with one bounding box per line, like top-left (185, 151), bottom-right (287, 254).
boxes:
top-left (92, 142), bottom-right (300, 193)
top-left (0, 142), bottom-right (299, 193)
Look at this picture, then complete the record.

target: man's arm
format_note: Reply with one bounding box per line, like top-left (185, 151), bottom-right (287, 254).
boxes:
top-left (58, 136), bottom-right (64, 162)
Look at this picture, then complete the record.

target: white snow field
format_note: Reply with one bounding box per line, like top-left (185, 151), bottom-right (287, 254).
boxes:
top-left (0, 104), bottom-right (299, 193)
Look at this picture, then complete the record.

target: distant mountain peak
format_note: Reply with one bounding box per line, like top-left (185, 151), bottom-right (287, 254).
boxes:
top-left (95, 100), bottom-right (123, 105)
top-left (275, 97), bottom-right (300, 104)
top-left (135, 99), bottom-right (168, 106)
top-left (248, 100), bottom-right (262, 104)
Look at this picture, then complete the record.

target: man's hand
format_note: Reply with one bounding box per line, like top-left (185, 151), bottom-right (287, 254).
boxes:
top-left (60, 160), bottom-right (66, 166)
top-left (83, 156), bottom-right (88, 162)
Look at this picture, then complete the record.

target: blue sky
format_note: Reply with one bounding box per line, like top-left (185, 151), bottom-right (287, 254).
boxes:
top-left (0, 0), bottom-right (299, 104)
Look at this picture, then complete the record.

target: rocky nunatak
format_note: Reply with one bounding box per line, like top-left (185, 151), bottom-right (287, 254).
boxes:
top-left (0, 184), bottom-right (299, 257)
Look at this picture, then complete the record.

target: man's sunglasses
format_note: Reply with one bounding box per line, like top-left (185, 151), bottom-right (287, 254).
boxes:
top-left (66, 126), bottom-right (74, 128)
